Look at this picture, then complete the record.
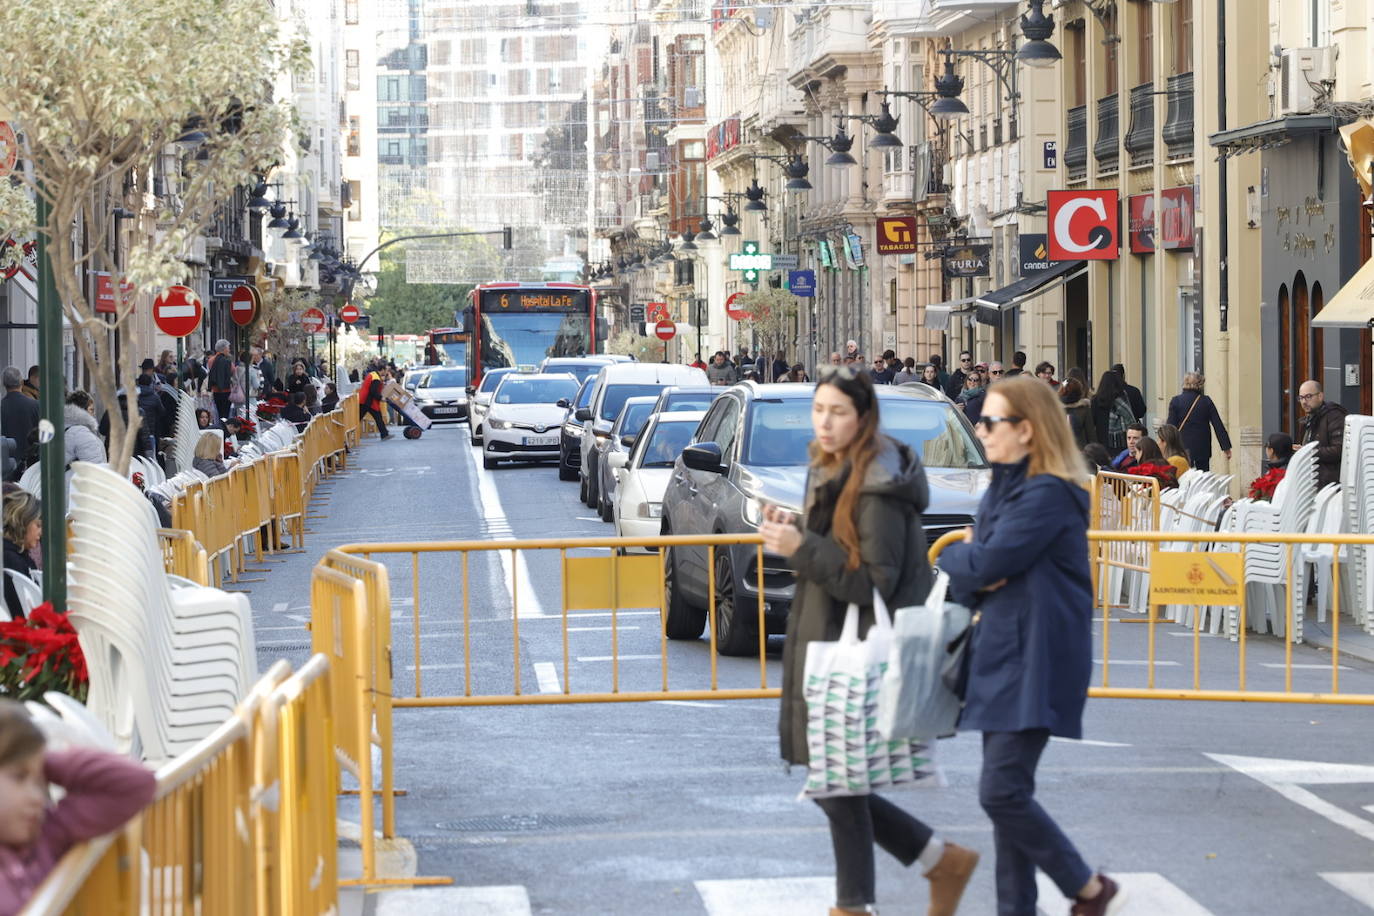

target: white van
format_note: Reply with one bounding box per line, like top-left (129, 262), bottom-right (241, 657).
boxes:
top-left (575, 362), bottom-right (709, 509)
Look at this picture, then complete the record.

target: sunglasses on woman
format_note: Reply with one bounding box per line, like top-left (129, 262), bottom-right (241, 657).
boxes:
top-left (816, 364), bottom-right (862, 381)
top-left (974, 415), bottom-right (1022, 432)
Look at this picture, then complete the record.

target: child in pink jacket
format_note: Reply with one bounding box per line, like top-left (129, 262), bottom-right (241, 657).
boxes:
top-left (0, 700), bottom-right (155, 915)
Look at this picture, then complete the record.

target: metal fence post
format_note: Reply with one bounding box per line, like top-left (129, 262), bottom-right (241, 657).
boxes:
top-left (35, 194), bottom-right (67, 611)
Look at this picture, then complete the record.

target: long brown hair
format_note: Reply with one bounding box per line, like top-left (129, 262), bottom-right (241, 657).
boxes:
top-left (0, 699), bottom-right (45, 768)
top-left (988, 375), bottom-right (1089, 485)
top-left (809, 368), bottom-right (881, 570)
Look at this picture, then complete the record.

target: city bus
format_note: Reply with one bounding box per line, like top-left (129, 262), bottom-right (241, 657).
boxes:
top-left (427, 327), bottom-right (469, 366)
top-left (463, 282), bottom-right (600, 385)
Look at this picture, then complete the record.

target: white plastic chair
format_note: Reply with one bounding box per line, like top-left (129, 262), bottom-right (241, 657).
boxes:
top-left (4, 568), bottom-right (41, 618)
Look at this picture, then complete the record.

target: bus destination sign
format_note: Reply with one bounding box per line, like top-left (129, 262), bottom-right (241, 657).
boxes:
top-left (482, 289), bottom-right (589, 312)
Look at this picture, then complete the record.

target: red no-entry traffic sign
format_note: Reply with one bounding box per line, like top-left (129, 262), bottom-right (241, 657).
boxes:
top-left (339, 303), bottom-right (360, 324)
top-left (725, 291), bottom-right (750, 321)
top-left (229, 284), bottom-right (260, 327)
top-left (153, 285), bottom-right (203, 338)
top-left (654, 319), bottom-right (677, 341)
top-left (300, 307), bottom-right (326, 334)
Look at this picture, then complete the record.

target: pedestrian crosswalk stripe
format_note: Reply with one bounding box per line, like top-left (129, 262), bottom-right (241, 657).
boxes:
top-left (1036, 872), bottom-right (1214, 915)
top-left (533, 661), bottom-right (562, 694)
top-left (1321, 873), bottom-right (1374, 908)
top-left (374, 885), bottom-right (531, 916)
top-left (695, 877), bottom-right (833, 915)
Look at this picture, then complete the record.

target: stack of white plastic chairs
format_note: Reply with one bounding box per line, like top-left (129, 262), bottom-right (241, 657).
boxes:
top-left (1300, 483), bottom-right (1346, 624)
top-left (336, 363), bottom-right (357, 398)
top-left (17, 461), bottom-right (41, 496)
top-left (1157, 470), bottom-right (1235, 633)
top-left (66, 462), bottom-right (257, 766)
top-left (168, 391), bottom-right (199, 476)
top-left (1340, 415), bottom-right (1374, 632)
top-left (1219, 442), bottom-right (1320, 642)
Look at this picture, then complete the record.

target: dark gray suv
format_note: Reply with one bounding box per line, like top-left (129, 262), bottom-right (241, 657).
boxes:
top-left (659, 381), bottom-right (989, 655)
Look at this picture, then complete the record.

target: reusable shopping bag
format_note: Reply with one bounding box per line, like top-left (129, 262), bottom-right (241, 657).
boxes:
top-left (800, 596), bottom-right (940, 799)
top-left (876, 570), bottom-right (973, 741)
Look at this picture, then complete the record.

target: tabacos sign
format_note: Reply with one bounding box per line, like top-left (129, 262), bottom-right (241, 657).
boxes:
top-left (1047, 189), bottom-right (1119, 261)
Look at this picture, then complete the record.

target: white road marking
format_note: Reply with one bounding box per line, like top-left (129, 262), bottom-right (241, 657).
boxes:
top-left (566, 625), bottom-right (641, 632)
top-left (375, 886), bottom-right (532, 916)
top-left (533, 662), bottom-right (562, 694)
top-left (1207, 753), bottom-right (1374, 845)
top-left (272, 601), bottom-right (289, 613)
top-left (1050, 737), bottom-right (1134, 748)
top-left (656, 700), bottom-right (727, 708)
top-left (256, 625), bottom-right (309, 632)
top-left (1165, 631), bottom-right (1220, 638)
top-left (1260, 663), bottom-right (1351, 670)
top-left (575, 654), bottom-right (662, 662)
top-left (404, 664), bottom-right (467, 671)
top-left (695, 877), bottom-right (834, 915)
top-left (1036, 872), bottom-right (1214, 915)
top-left (1093, 659), bottom-right (1181, 666)
top-left (1323, 873), bottom-right (1374, 907)
top-left (473, 447), bottom-right (546, 617)
top-left (528, 610), bottom-right (660, 619)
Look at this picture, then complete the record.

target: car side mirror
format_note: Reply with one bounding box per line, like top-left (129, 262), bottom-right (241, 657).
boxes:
top-left (466, 386), bottom-right (475, 396)
top-left (682, 442), bottom-right (726, 474)
top-left (556, 398), bottom-right (571, 409)
top-left (620, 434), bottom-right (636, 448)
top-left (608, 451), bottom-right (629, 470)
top-left (575, 407), bottom-right (593, 422)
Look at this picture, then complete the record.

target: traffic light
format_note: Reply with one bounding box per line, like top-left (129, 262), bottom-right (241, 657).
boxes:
top-left (502, 226), bottom-right (513, 250)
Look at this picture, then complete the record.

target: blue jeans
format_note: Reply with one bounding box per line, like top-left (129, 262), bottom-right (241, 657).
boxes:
top-left (980, 729), bottom-right (1093, 916)
top-left (814, 794), bottom-right (933, 908)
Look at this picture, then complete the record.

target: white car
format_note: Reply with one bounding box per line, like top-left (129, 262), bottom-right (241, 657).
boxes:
top-left (468, 367), bottom-right (517, 445)
top-left (610, 410), bottom-right (705, 550)
top-left (481, 372), bottom-right (581, 470)
top-left (413, 366), bottom-right (469, 423)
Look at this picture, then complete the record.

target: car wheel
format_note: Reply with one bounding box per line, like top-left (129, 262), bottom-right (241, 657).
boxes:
top-left (558, 450), bottom-right (578, 481)
top-left (598, 483), bottom-right (614, 522)
top-left (482, 455), bottom-right (498, 470)
top-left (585, 461), bottom-right (599, 509)
top-left (662, 531), bottom-right (706, 640)
top-left (579, 472), bottom-right (589, 503)
top-left (712, 550), bottom-right (757, 657)
top-left (471, 425), bottom-right (483, 445)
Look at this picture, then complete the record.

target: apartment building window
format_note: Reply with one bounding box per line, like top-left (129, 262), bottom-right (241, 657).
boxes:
top-left (431, 40), bottom-right (451, 67)
top-left (347, 180), bottom-right (362, 220)
top-left (1173, 0), bottom-right (1193, 73)
top-left (346, 50), bottom-right (360, 91)
top-left (1099, 6), bottom-right (1119, 94)
top-left (1308, 0), bottom-right (1330, 46)
top-left (347, 116), bottom-right (360, 156)
top-left (501, 37), bottom-right (522, 63)
top-left (1069, 21), bottom-right (1087, 107)
top-left (508, 70), bottom-right (529, 96)
top-left (460, 38), bottom-right (486, 65)
top-left (380, 76), bottom-right (401, 101)
top-left (345, 0), bottom-right (358, 24)
top-left (1136, 2), bottom-right (1153, 83)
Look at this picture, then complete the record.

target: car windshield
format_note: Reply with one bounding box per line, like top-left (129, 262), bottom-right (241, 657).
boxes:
top-left (494, 378), bottom-right (580, 405)
top-left (423, 369), bottom-right (467, 388)
top-left (599, 384), bottom-right (668, 421)
top-left (660, 391), bottom-right (716, 412)
top-left (405, 372), bottom-right (428, 390)
top-left (574, 378), bottom-right (595, 409)
top-left (544, 361), bottom-right (606, 383)
top-left (639, 421), bottom-right (697, 468)
top-left (478, 369), bottom-right (514, 393)
top-left (615, 401), bottom-right (656, 437)
top-left (740, 398), bottom-right (987, 468)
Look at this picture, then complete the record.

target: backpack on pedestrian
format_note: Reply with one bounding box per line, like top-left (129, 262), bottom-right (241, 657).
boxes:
top-left (1105, 397), bottom-right (1134, 451)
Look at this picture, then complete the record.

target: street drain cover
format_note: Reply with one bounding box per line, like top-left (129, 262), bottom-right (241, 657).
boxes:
top-left (435, 814), bottom-right (612, 833)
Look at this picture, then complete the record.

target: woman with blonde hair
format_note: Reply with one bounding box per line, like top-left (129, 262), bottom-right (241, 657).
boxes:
top-left (1165, 372), bottom-right (1231, 472)
top-left (937, 375), bottom-right (1123, 916)
top-left (191, 432), bottom-right (228, 478)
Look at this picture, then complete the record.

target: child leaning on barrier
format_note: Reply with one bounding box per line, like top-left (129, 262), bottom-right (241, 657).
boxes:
top-left (0, 700), bottom-right (155, 914)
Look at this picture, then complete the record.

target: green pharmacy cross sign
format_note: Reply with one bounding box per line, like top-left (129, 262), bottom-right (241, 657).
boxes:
top-left (729, 240), bottom-right (773, 284)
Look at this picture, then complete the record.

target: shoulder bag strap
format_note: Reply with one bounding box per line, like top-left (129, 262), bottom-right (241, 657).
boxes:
top-left (1179, 393), bottom-right (1201, 430)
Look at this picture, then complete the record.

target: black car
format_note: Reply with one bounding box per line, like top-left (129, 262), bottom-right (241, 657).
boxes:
top-left (659, 381), bottom-right (990, 655)
top-left (557, 376), bottom-right (596, 481)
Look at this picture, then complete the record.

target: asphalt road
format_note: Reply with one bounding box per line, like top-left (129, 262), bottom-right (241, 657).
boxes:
top-left (247, 419), bottom-right (1374, 916)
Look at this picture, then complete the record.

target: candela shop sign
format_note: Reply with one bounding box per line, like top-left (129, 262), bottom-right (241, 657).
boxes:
top-left (1128, 186), bottom-right (1195, 254)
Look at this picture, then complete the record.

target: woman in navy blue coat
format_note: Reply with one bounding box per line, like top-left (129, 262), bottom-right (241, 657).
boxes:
top-left (1165, 372), bottom-right (1231, 472)
top-left (939, 375), bottom-right (1124, 916)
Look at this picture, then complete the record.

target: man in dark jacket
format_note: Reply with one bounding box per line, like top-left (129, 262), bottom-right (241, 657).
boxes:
top-left (1112, 363), bottom-right (1146, 421)
top-left (1298, 379), bottom-right (1348, 489)
top-left (943, 350), bottom-right (970, 399)
top-left (206, 339), bottom-right (234, 421)
top-left (1, 367), bottom-right (39, 478)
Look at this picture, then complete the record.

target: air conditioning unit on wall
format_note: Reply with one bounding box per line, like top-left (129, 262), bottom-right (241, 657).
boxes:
top-left (1278, 46), bottom-right (1336, 115)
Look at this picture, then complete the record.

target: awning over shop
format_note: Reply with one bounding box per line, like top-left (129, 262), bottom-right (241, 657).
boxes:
top-left (1208, 113), bottom-right (1338, 158)
top-left (923, 296), bottom-right (976, 331)
top-left (973, 260), bottom-right (1086, 326)
top-left (1311, 257), bottom-right (1374, 329)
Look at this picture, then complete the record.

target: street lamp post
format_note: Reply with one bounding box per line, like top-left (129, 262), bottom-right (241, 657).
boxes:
top-left (34, 194), bottom-right (66, 611)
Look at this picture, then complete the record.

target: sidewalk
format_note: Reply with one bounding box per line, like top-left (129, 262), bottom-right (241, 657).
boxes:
top-left (1301, 613), bottom-right (1374, 666)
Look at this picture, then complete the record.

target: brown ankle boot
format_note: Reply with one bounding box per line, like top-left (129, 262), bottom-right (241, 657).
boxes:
top-left (925, 842), bottom-right (980, 916)
top-left (828, 908), bottom-right (872, 916)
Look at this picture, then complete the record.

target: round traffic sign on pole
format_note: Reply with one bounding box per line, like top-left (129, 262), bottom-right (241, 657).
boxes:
top-left (229, 284), bottom-right (259, 328)
top-left (153, 285), bottom-right (203, 338)
top-left (339, 303), bottom-right (361, 324)
top-left (725, 292), bottom-right (750, 321)
top-left (654, 319), bottom-right (677, 341)
top-left (300, 307), bottom-right (326, 334)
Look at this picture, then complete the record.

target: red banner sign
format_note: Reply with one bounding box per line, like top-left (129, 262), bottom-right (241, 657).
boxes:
top-left (93, 273), bottom-right (136, 315)
top-left (1128, 187), bottom-right (1195, 254)
top-left (707, 116), bottom-right (741, 160)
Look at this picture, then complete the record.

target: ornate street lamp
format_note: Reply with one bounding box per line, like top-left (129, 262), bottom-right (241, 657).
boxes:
top-left (1016, 0), bottom-right (1061, 68)
top-left (743, 178), bottom-right (767, 211)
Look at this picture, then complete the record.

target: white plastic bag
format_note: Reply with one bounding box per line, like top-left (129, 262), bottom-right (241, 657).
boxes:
top-left (876, 571), bottom-right (973, 741)
top-left (800, 597), bottom-right (940, 799)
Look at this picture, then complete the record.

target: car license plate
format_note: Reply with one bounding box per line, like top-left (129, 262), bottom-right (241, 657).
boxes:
top-left (433, 406), bottom-right (459, 415)
top-left (524, 435), bottom-right (558, 447)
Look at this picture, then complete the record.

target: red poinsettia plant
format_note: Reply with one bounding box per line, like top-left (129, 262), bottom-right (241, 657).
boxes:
top-left (0, 602), bottom-right (89, 703)
top-left (1248, 466), bottom-right (1286, 501)
top-left (1131, 461), bottom-right (1180, 490)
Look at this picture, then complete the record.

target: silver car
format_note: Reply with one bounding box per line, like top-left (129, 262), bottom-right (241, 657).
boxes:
top-left (594, 396), bottom-right (659, 523)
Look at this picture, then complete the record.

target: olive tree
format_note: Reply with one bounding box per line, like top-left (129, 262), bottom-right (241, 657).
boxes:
top-left (0, 0), bottom-right (307, 473)
top-left (736, 287), bottom-right (800, 358)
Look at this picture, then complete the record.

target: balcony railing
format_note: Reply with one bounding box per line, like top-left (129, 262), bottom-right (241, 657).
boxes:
top-left (1065, 105), bottom-right (1088, 179)
top-left (1124, 83), bottom-right (1154, 166)
top-left (1162, 71), bottom-right (1194, 159)
top-left (205, 187), bottom-right (252, 257)
top-left (1093, 93), bottom-right (1119, 173)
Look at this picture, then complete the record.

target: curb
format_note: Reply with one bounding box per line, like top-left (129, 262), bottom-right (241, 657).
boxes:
top-left (1302, 618), bottom-right (1374, 667)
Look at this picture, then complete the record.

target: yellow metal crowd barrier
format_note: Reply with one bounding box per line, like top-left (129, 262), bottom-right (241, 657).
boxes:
top-left (21, 657), bottom-right (340, 916)
top-left (928, 529), bottom-right (1374, 706)
top-left (156, 527), bottom-right (210, 585)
